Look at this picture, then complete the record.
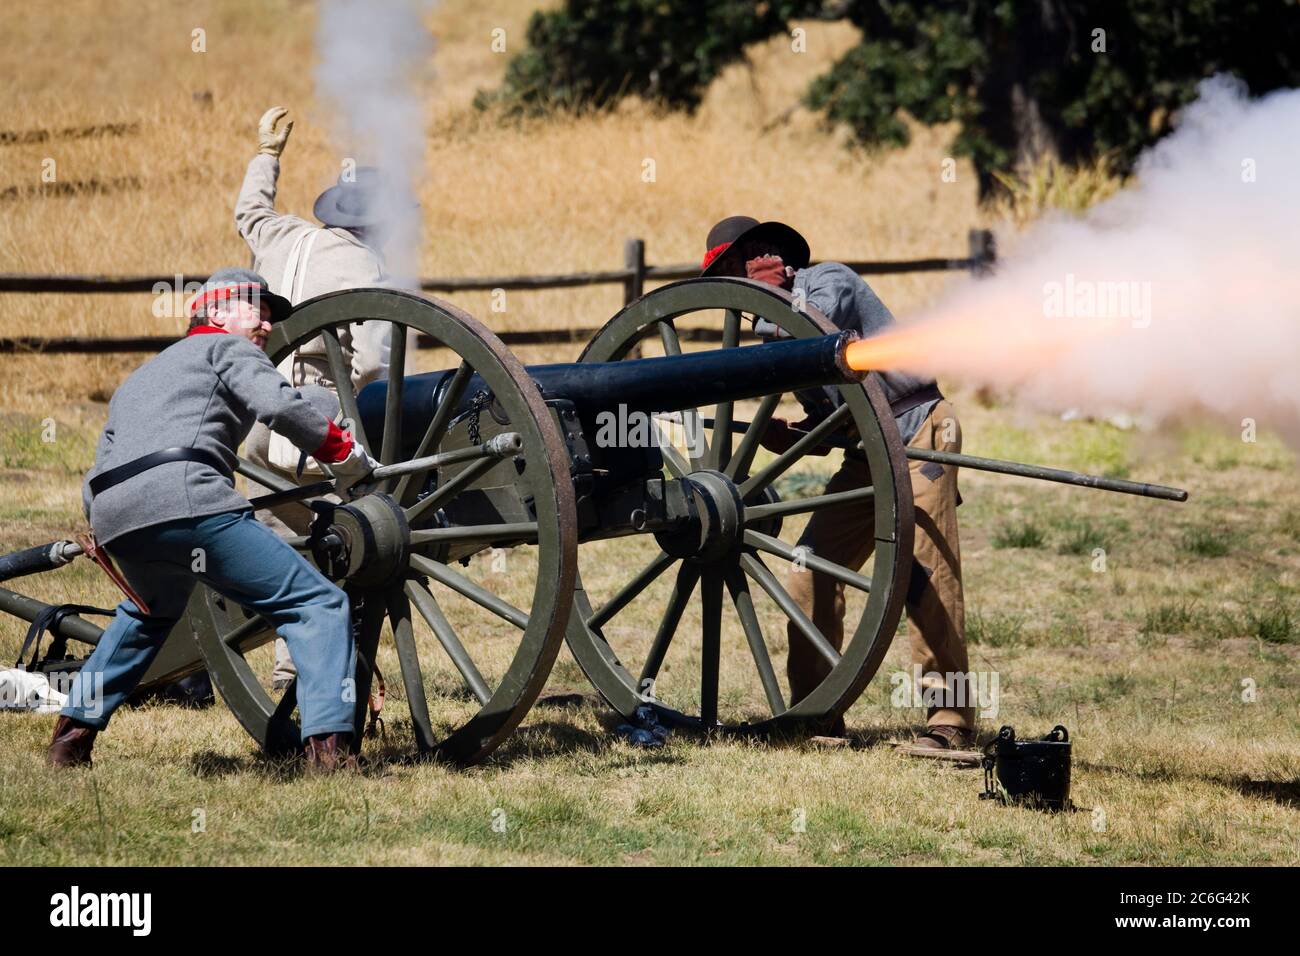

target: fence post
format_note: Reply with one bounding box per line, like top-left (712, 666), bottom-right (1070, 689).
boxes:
top-left (968, 228), bottom-right (996, 276)
top-left (623, 237), bottom-right (646, 305)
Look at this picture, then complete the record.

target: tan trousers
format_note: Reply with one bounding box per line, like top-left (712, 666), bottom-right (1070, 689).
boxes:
top-left (785, 400), bottom-right (972, 729)
top-left (244, 422), bottom-right (341, 685)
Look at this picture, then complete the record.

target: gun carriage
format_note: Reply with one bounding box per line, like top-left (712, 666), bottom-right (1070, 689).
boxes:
top-left (0, 279), bottom-right (1187, 764)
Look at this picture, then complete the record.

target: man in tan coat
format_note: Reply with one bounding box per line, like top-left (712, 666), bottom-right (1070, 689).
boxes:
top-left (701, 216), bottom-right (974, 756)
top-left (235, 106), bottom-right (399, 687)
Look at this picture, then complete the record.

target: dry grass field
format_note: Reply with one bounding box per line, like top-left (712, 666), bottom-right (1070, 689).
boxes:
top-left (1, 1), bottom-right (1297, 866)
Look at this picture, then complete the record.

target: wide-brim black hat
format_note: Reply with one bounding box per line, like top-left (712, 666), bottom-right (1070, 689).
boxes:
top-left (700, 216), bottom-right (811, 277)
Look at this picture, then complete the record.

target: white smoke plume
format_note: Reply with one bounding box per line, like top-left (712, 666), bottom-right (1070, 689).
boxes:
top-left (314, 0), bottom-right (435, 288)
top-left (864, 76), bottom-right (1300, 449)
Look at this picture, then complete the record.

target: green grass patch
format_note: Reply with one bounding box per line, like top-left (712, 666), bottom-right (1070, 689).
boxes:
top-left (1053, 515), bottom-right (1124, 555)
top-left (1136, 600), bottom-right (1298, 644)
top-left (1042, 620), bottom-right (1091, 647)
top-left (1141, 602), bottom-right (1196, 637)
top-left (992, 520), bottom-right (1046, 550)
top-left (773, 470), bottom-right (829, 501)
top-left (0, 414), bottom-right (96, 474)
top-left (1179, 527), bottom-right (1233, 558)
top-left (967, 610), bottom-right (1025, 647)
top-left (1085, 672), bottom-right (1138, 704)
top-left (1248, 605), bottom-right (1295, 645)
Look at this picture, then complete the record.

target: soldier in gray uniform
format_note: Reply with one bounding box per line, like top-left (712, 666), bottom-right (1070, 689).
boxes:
top-left (49, 269), bottom-right (378, 772)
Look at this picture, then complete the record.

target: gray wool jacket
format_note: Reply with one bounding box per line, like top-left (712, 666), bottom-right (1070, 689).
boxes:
top-left (82, 331), bottom-right (334, 544)
top-left (793, 262), bottom-right (940, 444)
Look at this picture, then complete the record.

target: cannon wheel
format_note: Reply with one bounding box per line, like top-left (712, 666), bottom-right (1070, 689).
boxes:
top-left (191, 289), bottom-right (577, 765)
top-left (565, 277), bottom-right (914, 735)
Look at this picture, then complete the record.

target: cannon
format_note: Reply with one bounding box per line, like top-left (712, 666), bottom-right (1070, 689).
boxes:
top-left (0, 278), bottom-right (1188, 764)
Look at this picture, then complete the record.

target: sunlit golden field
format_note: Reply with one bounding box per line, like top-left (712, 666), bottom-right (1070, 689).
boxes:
top-left (1, 1), bottom-right (1297, 866)
top-left (0, 0), bottom-right (987, 409)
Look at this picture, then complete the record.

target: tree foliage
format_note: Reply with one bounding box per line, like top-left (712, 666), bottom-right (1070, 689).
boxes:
top-left (480, 0), bottom-right (1300, 193)
top-left (476, 1), bottom-right (813, 114)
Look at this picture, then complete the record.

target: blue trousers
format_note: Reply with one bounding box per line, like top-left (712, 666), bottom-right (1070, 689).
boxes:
top-left (62, 510), bottom-right (356, 739)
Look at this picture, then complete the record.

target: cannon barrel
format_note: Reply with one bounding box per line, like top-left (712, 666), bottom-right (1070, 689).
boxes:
top-left (359, 331), bottom-right (861, 457)
top-left (0, 539), bottom-right (81, 583)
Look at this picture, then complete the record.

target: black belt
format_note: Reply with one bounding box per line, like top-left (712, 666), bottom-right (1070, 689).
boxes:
top-left (889, 382), bottom-right (944, 418)
top-left (88, 446), bottom-right (228, 498)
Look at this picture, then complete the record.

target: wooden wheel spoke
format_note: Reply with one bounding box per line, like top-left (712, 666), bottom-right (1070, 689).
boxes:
top-left (743, 529), bottom-right (871, 592)
top-left (739, 553), bottom-right (841, 669)
top-left (743, 485), bottom-right (875, 523)
top-left (409, 521), bottom-right (538, 546)
top-left (699, 569), bottom-right (723, 729)
top-left (394, 360), bottom-right (473, 504)
top-left (638, 562), bottom-right (700, 693)
top-left (404, 454), bottom-right (499, 525)
top-left (223, 613), bottom-right (272, 651)
top-left (656, 319), bottom-right (682, 356)
top-left (270, 677), bottom-right (298, 721)
top-left (378, 322), bottom-right (407, 491)
top-left (409, 553), bottom-right (529, 630)
top-left (740, 403), bottom-right (852, 500)
top-left (587, 550), bottom-right (677, 632)
top-left (682, 413), bottom-right (708, 472)
top-left (725, 392), bottom-right (781, 482)
top-left (657, 320), bottom-right (709, 470)
top-left (653, 430), bottom-right (690, 479)
top-left (386, 587), bottom-right (436, 751)
top-left (322, 326), bottom-right (371, 453)
top-left (235, 457), bottom-right (298, 494)
top-left (350, 591), bottom-right (388, 734)
top-left (708, 309), bottom-right (742, 472)
top-left (724, 566), bottom-right (786, 716)
top-left (404, 579), bottom-right (492, 706)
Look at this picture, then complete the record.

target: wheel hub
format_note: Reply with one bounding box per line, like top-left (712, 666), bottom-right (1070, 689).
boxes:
top-left (654, 470), bottom-right (744, 563)
top-left (311, 494), bottom-right (411, 587)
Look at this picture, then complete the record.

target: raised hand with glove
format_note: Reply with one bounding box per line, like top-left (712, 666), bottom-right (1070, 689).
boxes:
top-left (257, 106), bottom-right (293, 158)
top-left (327, 441), bottom-right (381, 500)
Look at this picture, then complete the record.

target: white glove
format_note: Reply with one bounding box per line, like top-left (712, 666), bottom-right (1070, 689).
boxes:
top-left (752, 317), bottom-right (792, 339)
top-left (257, 106), bottom-right (293, 158)
top-left (327, 442), bottom-right (381, 500)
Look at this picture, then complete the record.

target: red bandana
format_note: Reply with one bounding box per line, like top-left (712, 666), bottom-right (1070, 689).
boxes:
top-left (186, 325), bottom-right (229, 336)
top-left (701, 242), bottom-right (732, 272)
top-left (187, 283), bottom-right (265, 317)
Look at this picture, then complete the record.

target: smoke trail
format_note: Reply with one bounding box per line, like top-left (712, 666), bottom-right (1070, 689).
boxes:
top-left (314, 0), bottom-right (434, 288)
top-left (855, 76), bottom-right (1300, 449)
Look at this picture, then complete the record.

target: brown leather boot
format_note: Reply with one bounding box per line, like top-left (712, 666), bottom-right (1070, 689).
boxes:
top-left (808, 714), bottom-right (849, 748)
top-left (303, 732), bottom-right (359, 774)
top-left (47, 715), bottom-right (97, 768)
top-left (902, 724), bottom-right (979, 764)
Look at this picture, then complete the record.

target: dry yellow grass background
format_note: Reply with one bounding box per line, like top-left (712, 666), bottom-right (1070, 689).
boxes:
top-left (2, 1), bottom-right (1298, 866)
top-left (0, 0), bottom-right (986, 411)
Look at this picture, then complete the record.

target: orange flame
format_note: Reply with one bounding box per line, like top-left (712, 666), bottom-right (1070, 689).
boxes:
top-left (843, 311), bottom-right (1127, 381)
